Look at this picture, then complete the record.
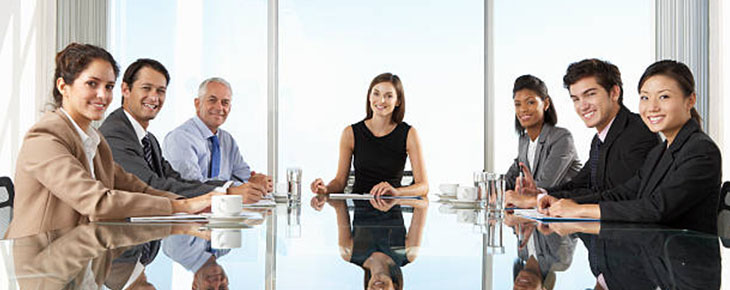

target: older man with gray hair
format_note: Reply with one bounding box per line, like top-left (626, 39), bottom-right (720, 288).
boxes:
top-left (163, 77), bottom-right (271, 200)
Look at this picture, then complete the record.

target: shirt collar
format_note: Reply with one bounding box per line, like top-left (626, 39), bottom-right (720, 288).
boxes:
top-left (123, 109), bottom-right (148, 145)
top-left (59, 108), bottom-right (100, 148)
top-left (596, 114), bottom-right (617, 142)
top-left (192, 115), bottom-right (218, 139)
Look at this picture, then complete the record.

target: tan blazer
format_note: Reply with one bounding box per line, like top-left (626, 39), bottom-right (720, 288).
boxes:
top-left (4, 110), bottom-right (180, 239)
top-left (12, 223), bottom-right (173, 289)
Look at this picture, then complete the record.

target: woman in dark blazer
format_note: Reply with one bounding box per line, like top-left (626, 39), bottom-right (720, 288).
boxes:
top-left (504, 75), bottom-right (582, 190)
top-left (541, 60), bottom-right (722, 234)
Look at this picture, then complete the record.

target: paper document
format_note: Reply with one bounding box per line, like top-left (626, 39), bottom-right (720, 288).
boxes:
top-left (512, 209), bottom-right (600, 222)
top-left (329, 193), bottom-right (423, 200)
top-left (130, 213), bottom-right (207, 223)
top-left (243, 199), bottom-right (277, 208)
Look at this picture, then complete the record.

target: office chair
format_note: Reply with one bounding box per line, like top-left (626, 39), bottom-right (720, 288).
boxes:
top-left (719, 181), bottom-right (729, 247)
top-left (0, 176), bottom-right (14, 238)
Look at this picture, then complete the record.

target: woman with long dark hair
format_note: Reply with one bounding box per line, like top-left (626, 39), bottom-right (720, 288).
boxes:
top-left (5, 43), bottom-right (213, 239)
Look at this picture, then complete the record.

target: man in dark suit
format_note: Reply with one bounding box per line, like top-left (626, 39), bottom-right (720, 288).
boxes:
top-left (507, 59), bottom-right (659, 207)
top-left (100, 59), bottom-right (266, 200)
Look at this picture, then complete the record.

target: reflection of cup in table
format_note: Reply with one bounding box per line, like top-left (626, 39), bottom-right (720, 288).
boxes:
top-left (211, 229), bottom-right (243, 249)
top-left (212, 195), bottom-right (243, 216)
top-left (456, 209), bottom-right (477, 224)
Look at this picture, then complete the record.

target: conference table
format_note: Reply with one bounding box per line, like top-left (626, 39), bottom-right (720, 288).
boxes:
top-left (1, 194), bottom-right (727, 289)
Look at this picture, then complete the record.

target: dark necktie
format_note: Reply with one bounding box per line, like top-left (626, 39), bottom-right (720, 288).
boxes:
top-left (589, 135), bottom-right (603, 189)
top-left (141, 135), bottom-right (157, 173)
top-left (209, 135), bottom-right (221, 178)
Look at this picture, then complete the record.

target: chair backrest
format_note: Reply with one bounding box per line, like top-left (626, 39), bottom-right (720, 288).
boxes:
top-left (0, 177), bottom-right (13, 209)
top-left (720, 181), bottom-right (730, 212)
top-left (343, 170), bottom-right (414, 193)
top-left (0, 176), bottom-right (14, 238)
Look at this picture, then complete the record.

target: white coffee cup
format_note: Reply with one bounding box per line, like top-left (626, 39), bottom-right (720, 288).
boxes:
top-left (439, 183), bottom-right (459, 195)
top-left (212, 195), bottom-right (243, 217)
top-left (211, 229), bottom-right (242, 249)
top-left (457, 185), bottom-right (477, 201)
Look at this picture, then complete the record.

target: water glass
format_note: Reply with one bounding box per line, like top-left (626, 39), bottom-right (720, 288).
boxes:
top-left (287, 167), bottom-right (302, 202)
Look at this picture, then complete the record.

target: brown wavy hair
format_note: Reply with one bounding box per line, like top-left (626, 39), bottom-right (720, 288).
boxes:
top-left (51, 43), bottom-right (119, 108)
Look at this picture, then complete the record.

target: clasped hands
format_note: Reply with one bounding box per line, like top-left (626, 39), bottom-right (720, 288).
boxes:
top-left (504, 162), bottom-right (584, 218)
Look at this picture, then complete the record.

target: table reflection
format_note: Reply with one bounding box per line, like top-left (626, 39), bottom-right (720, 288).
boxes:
top-left (311, 195), bottom-right (428, 290)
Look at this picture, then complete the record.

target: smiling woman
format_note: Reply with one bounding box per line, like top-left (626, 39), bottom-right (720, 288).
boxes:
top-left (4, 43), bottom-right (215, 239)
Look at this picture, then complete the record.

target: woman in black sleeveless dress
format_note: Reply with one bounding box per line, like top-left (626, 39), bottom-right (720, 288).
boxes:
top-left (310, 73), bottom-right (428, 290)
top-left (310, 72), bottom-right (427, 199)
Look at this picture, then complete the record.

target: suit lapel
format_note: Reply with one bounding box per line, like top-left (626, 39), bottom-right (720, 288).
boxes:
top-left (597, 107), bottom-right (630, 186)
top-left (530, 125), bottom-right (546, 174)
top-left (638, 146), bottom-right (672, 195)
top-left (638, 119), bottom-right (699, 196)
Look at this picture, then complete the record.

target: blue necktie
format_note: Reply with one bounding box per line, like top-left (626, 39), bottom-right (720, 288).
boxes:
top-left (209, 135), bottom-right (220, 178)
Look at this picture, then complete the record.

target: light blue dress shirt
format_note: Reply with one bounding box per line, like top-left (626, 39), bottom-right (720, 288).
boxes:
top-left (163, 116), bottom-right (251, 184)
top-left (162, 235), bottom-right (230, 273)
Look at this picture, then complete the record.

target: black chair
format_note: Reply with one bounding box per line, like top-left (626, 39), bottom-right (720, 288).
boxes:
top-left (0, 176), bottom-right (14, 238)
top-left (719, 181), bottom-right (729, 247)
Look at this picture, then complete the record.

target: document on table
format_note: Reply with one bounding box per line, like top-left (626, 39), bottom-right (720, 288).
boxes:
top-left (242, 199), bottom-right (277, 208)
top-left (130, 211), bottom-right (263, 222)
top-left (512, 209), bottom-right (600, 222)
top-left (328, 193), bottom-right (423, 200)
top-left (129, 213), bottom-right (207, 223)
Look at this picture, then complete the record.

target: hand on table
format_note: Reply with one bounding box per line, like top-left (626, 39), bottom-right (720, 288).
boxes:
top-left (310, 178), bottom-right (328, 194)
top-left (249, 171), bottom-right (273, 192)
top-left (227, 182), bottom-right (266, 204)
top-left (505, 190), bottom-right (538, 209)
top-left (370, 182), bottom-right (398, 197)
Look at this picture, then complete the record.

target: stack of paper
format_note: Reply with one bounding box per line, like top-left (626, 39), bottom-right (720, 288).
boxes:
top-left (328, 193), bottom-right (423, 200)
top-left (512, 209), bottom-right (600, 222)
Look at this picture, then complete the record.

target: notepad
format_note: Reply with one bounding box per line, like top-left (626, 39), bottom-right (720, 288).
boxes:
top-left (512, 209), bottom-right (600, 222)
top-left (129, 213), bottom-right (208, 223)
top-left (328, 193), bottom-right (423, 200)
top-left (242, 199), bottom-right (277, 208)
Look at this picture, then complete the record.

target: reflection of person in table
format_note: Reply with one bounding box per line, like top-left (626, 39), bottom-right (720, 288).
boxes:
top-left (504, 214), bottom-right (576, 290)
top-left (162, 235), bottom-right (231, 290)
top-left (316, 195), bottom-right (427, 290)
top-left (548, 223), bottom-right (721, 290)
top-left (11, 223), bottom-right (185, 289)
top-left (310, 73), bottom-right (428, 199)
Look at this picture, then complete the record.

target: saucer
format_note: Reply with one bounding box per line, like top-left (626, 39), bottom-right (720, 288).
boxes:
top-left (200, 222), bottom-right (251, 229)
top-left (435, 193), bottom-right (457, 200)
top-left (202, 212), bottom-right (262, 221)
top-left (448, 199), bottom-right (482, 209)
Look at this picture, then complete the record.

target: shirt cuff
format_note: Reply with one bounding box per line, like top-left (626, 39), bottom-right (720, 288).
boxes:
top-left (214, 181), bottom-right (235, 193)
top-left (536, 188), bottom-right (548, 207)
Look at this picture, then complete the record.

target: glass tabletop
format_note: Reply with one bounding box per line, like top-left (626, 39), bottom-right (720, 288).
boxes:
top-left (1, 195), bottom-right (727, 290)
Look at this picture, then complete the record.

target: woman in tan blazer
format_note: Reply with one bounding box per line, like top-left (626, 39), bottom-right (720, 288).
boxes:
top-left (5, 43), bottom-right (214, 239)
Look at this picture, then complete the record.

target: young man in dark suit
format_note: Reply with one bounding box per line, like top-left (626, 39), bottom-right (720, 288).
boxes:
top-left (99, 58), bottom-right (266, 201)
top-left (507, 59), bottom-right (659, 207)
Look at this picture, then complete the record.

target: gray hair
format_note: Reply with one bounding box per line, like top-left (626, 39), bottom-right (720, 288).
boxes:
top-left (197, 77), bottom-right (232, 98)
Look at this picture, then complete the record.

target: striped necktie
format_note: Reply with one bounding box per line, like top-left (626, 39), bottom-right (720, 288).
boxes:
top-left (141, 135), bottom-right (157, 173)
top-left (589, 135), bottom-right (603, 189)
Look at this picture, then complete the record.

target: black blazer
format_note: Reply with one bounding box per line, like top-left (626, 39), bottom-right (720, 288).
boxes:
top-left (574, 119), bottom-right (722, 234)
top-left (549, 106), bottom-right (659, 197)
top-left (99, 107), bottom-right (225, 198)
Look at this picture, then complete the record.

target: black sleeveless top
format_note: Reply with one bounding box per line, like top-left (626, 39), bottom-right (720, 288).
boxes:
top-left (351, 120), bottom-right (411, 194)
